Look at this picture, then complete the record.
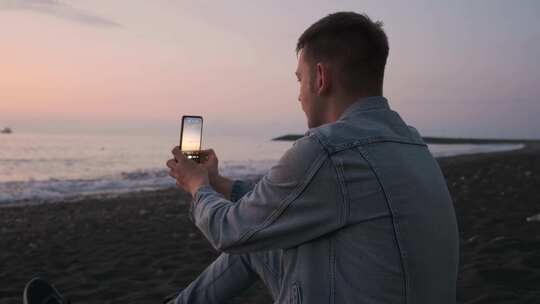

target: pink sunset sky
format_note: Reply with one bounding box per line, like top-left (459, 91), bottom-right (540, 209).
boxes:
top-left (1, 0), bottom-right (539, 139)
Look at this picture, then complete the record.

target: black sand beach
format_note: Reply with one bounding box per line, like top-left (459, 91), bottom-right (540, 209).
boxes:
top-left (1, 145), bottom-right (539, 303)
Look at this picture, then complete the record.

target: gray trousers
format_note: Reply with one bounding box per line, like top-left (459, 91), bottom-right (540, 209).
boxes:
top-left (170, 250), bottom-right (282, 304)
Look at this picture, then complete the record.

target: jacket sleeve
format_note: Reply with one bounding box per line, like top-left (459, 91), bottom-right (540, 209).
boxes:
top-left (190, 134), bottom-right (344, 253)
top-left (230, 179), bottom-right (256, 202)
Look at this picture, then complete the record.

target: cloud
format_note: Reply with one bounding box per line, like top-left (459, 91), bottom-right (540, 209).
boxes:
top-left (0, 0), bottom-right (121, 28)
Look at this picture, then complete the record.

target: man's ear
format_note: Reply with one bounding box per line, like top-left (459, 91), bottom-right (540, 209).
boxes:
top-left (316, 63), bottom-right (330, 95)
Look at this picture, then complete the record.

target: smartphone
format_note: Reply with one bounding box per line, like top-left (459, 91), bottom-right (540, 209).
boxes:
top-left (179, 115), bottom-right (203, 163)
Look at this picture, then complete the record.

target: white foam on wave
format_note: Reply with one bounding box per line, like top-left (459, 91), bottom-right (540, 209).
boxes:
top-left (0, 160), bottom-right (276, 205)
top-left (0, 144), bottom-right (525, 205)
top-left (0, 170), bottom-right (172, 204)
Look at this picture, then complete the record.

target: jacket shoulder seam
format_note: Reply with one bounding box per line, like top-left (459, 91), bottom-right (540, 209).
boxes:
top-left (309, 128), bottom-right (426, 155)
top-left (234, 141), bottom-right (329, 246)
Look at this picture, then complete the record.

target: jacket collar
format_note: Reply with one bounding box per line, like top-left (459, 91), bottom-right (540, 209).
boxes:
top-left (338, 96), bottom-right (390, 121)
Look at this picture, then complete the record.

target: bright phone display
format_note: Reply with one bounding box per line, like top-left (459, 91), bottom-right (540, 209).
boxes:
top-left (180, 115), bottom-right (203, 163)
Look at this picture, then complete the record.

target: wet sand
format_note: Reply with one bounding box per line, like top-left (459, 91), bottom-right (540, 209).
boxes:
top-left (1, 145), bottom-right (539, 303)
top-left (439, 144), bottom-right (540, 303)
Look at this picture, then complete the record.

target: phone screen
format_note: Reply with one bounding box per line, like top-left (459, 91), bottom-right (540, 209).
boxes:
top-left (180, 116), bottom-right (203, 162)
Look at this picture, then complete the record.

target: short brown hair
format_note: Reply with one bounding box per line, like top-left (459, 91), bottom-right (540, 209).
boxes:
top-left (296, 12), bottom-right (389, 95)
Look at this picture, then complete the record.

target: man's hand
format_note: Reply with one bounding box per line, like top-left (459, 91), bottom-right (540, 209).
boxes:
top-left (199, 149), bottom-right (234, 200)
top-left (199, 149), bottom-right (219, 182)
top-left (167, 146), bottom-right (210, 196)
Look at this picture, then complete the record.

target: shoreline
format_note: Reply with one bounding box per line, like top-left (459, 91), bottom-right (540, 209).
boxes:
top-left (0, 144), bottom-right (539, 303)
top-left (0, 142), bottom-right (527, 208)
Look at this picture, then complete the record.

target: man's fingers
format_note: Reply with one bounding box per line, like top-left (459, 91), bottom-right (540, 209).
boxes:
top-left (168, 170), bottom-right (176, 178)
top-left (200, 149), bottom-right (216, 160)
top-left (166, 159), bottom-right (177, 170)
top-left (200, 148), bottom-right (215, 155)
top-left (171, 146), bottom-right (184, 159)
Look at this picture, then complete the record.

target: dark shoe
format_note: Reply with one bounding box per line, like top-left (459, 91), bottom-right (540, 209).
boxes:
top-left (23, 277), bottom-right (70, 304)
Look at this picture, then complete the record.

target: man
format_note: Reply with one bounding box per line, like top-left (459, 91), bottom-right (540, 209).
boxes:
top-left (24, 11), bottom-right (459, 304)
top-left (164, 11), bottom-right (459, 304)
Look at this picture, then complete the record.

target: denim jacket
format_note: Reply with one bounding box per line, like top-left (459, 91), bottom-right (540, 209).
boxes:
top-left (192, 96), bottom-right (459, 304)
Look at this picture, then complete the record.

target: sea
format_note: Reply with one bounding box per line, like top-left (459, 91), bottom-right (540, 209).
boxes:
top-left (0, 132), bottom-right (524, 205)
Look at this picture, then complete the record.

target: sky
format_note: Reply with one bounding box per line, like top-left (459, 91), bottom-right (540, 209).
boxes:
top-left (0, 0), bottom-right (539, 139)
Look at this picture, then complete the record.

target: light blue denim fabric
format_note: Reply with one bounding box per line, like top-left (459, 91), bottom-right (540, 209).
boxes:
top-left (176, 96), bottom-right (459, 304)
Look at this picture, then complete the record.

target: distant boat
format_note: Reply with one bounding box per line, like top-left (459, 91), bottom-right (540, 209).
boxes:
top-left (1, 127), bottom-right (12, 134)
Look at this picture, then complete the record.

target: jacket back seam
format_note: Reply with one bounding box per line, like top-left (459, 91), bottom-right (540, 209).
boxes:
top-left (354, 146), bottom-right (409, 304)
top-left (329, 237), bottom-right (336, 304)
top-left (330, 155), bottom-right (350, 226)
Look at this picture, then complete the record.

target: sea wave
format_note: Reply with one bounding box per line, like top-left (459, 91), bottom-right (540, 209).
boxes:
top-left (0, 160), bottom-right (275, 205)
top-left (0, 157), bottom-right (88, 163)
top-left (0, 144), bottom-right (525, 205)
